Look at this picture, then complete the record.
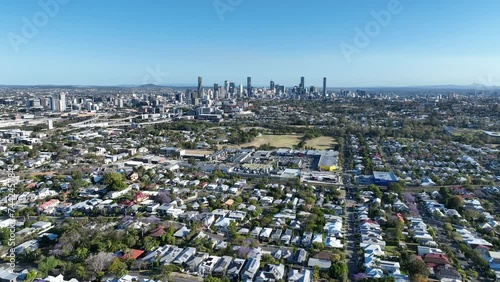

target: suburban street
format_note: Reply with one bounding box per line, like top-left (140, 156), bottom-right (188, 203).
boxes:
top-left (345, 198), bottom-right (358, 281)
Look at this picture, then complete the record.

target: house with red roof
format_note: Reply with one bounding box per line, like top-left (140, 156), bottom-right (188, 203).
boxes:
top-left (148, 226), bottom-right (166, 238)
top-left (134, 192), bottom-right (148, 203)
top-left (120, 249), bottom-right (144, 260)
top-left (423, 253), bottom-right (449, 266)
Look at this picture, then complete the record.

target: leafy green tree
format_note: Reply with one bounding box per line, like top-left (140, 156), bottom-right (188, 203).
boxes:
top-left (446, 195), bottom-right (464, 210)
top-left (388, 182), bottom-right (404, 195)
top-left (37, 256), bottom-right (61, 277)
top-left (108, 257), bottom-right (128, 277)
top-left (406, 257), bottom-right (430, 278)
top-left (368, 184), bottom-right (382, 199)
top-left (329, 261), bottom-right (347, 279)
top-left (227, 220), bottom-right (239, 239)
top-left (204, 276), bottom-right (222, 282)
top-left (25, 270), bottom-right (38, 282)
top-left (74, 247), bottom-right (89, 262)
top-left (103, 172), bottom-right (127, 191)
top-left (313, 265), bottom-right (320, 281)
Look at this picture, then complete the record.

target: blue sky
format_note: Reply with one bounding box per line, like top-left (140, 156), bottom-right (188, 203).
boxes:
top-left (1, 0), bottom-right (500, 87)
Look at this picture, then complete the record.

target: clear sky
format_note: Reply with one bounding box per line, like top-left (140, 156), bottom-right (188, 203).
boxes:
top-left (1, 0), bottom-right (500, 87)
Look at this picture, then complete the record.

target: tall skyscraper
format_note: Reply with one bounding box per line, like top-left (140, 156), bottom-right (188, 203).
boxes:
top-left (239, 84), bottom-right (244, 98)
top-left (213, 83), bottom-right (219, 100)
top-left (247, 77), bottom-right (252, 97)
top-left (270, 80), bottom-right (275, 92)
top-left (323, 77), bottom-right (327, 96)
top-left (229, 82), bottom-right (235, 98)
top-left (59, 92), bottom-right (66, 111)
top-left (175, 93), bottom-right (183, 104)
top-left (300, 77), bottom-right (305, 95)
top-left (224, 80), bottom-right (229, 97)
top-left (49, 96), bottom-right (58, 111)
top-left (197, 76), bottom-right (203, 97)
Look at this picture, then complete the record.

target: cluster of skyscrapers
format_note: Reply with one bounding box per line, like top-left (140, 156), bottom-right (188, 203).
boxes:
top-left (48, 92), bottom-right (66, 112)
top-left (179, 76), bottom-right (329, 104)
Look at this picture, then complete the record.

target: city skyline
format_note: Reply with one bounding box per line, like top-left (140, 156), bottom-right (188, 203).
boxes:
top-left (2, 0), bottom-right (500, 86)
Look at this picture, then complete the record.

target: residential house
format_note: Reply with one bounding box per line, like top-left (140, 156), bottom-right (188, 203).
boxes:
top-left (424, 253), bottom-right (449, 267)
top-left (212, 256), bottom-right (233, 277)
top-left (435, 265), bottom-right (461, 280)
top-left (301, 232), bottom-right (313, 247)
top-left (172, 247), bottom-right (196, 266)
top-left (254, 264), bottom-right (285, 282)
top-left (259, 228), bottom-right (273, 242)
top-left (293, 248), bottom-right (307, 265)
top-left (185, 252), bottom-right (209, 272)
top-left (308, 258), bottom-right (331, 270)
top-left (241, 256), bottom-right (261, 282)
top-left (280, 229), bottom-right (292, 245)
top-left (288, 269), bottom-right (312, 282)
top-left (227, 258), bottom-right (246, 282)
top-left (271, 229), bottom-right (283, 242)
top-left (198, 256), bottom-right (221, 277)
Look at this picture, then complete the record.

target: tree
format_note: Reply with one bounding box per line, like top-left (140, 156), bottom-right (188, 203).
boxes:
top-left (37, 256), bottom-right (61, 277)
top-left (313, 265), bottom-right (320, 281)
top-left (74, 247), bottom-right (89, 262)
top-left (411, 275), bottom-right (428, 282)
top-left (406, 257), bottom-right (430, 278)
top-left (71, 170), bottom-right (83, 180)
top-left (329, 261), bottom-right (348, 279)
top-left (25, 270), bottom-right (38, 282)
top-left (368, 184), bottom-right (382, 199)
top-left (388, 182), bottom-right (404, 195)
top-left (446, 195), bottom-right (464, 210)
top-left (103, 172), bottom-right (127, 191)
top-left (204, 276), bottom-right (222, 282)
top-left (227, 220), bottom-right (239, 239)
top-left (85, 252), bottom-right (114, 281)
top-left (108, 257), bottom-right (128, 277)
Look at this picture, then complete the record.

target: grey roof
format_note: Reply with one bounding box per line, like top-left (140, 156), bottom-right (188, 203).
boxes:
top-left (173, 247), bottom-right (196, 265)
top-left (227, 258), bottom-right (246, 277)
top-left (213, 256), bottom-right (233, 275)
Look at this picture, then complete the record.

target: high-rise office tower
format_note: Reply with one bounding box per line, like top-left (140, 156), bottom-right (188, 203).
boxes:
top-left (229, 82), bottom-right (235, 98)
top-left (276, 85), bottom-right (285, 95)
top-left (270, 80), bottom-right (275, 92)
top-left (300, 77), bottom-right (305, 95)
top-left (176, 93), bottom-right (183, 104)
top-left (197, 76), bottom-right (203, 98)
top-left (247, 77), bottom-right (252, 97)
top-left (224, 80), bottom-right (229, 97)
top-left (59, 92), bottom-right (66, 111)
top-left (49, 96), bottom-right (57, 111)
top-left (213, 83), bottom-right (219, 100)
top-left (239, 84), bottom-right (244, 98)
top-left (323, 77), bottom-right (327, 96)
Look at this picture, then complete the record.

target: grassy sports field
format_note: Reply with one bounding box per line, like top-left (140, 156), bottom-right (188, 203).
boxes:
top-left (305, 136), bottom-right (338, 150)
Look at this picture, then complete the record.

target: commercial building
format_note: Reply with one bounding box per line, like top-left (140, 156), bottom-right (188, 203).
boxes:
top-left (373, 171), bottom-right (398, 186)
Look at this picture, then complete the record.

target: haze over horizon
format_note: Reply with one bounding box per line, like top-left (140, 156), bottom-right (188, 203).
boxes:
top-left (2, 0), bottom-right (500, 87)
